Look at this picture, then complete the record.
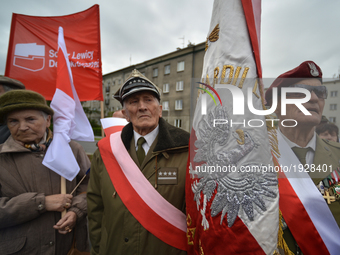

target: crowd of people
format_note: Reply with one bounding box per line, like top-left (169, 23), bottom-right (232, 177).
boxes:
top-left (0, 61), bottom-right (339, 254)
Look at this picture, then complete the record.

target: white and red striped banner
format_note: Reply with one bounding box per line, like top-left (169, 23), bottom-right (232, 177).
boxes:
top-left (277, 132), bottom-right (340, 255)
top-left (186, 0), bottom-right (278, 254)
top-left (43, 27), bottom-right (94, 181)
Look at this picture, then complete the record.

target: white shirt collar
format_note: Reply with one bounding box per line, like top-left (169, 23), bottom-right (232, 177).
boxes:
top-left (133, 125), bottom-right (159, 155)
top-left (278, 128), bottom-right (316, 151)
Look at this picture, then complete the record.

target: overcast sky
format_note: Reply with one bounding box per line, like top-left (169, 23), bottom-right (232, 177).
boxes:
top-left (1, 0), bottom-right (340, 80)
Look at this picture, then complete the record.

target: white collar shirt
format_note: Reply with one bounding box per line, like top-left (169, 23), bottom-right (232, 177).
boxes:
top-left (278, 128), bottom-right (316, 165)
top-left (133, 125), bottom-right (159, 155)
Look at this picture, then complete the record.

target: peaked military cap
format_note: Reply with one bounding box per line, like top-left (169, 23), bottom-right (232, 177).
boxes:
top-left (114, 69), bottom-right (161, 104)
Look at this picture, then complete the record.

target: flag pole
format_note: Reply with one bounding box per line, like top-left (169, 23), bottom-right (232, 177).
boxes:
top-left (101, 101), bottom-right (104, 137)
top-left (61, 176), bottom-right (66, 217)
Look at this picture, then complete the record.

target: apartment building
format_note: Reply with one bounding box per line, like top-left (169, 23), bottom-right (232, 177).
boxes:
top-left (323, 78), bottom-right (340, 124)
top-left (83, 42), bottom-right (205, 132)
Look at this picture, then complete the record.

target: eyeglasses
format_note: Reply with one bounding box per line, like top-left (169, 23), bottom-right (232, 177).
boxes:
top-left (286, 84), bottom-right (328, 99)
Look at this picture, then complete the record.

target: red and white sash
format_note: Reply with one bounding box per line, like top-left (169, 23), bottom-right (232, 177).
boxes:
top-left (98, 131), bottom-right (187, 251)
top-left (277, 132), bottom-right (340, 254)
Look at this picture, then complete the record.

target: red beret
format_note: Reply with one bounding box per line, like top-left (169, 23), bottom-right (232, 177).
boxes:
top-left (265, 61), bottom-right (322, 105)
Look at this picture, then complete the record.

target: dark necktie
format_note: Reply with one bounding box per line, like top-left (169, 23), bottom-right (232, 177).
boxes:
top-left (292, 147), bottom-right (310, 166)
top-left (137, 137), bottom-right (146, 165)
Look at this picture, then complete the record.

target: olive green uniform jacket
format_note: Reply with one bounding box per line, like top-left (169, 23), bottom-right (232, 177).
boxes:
top-left (87, 118), bottom-right (189, 255)
top-left (284, 135), bottom-right (340, 254)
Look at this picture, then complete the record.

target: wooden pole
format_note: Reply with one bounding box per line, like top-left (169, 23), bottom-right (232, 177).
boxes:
top-left (101, 101), bottom-right (104, 137)
top-left (61, 176), bottom-right (66, 217)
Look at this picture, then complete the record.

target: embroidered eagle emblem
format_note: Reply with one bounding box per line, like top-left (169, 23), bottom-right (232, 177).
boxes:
top-left (308, 62), bottom-right (319, 77)
top-left (189, 105), bottom-right (278, 229)
top-left (205, 24), bottom-right (220, 51)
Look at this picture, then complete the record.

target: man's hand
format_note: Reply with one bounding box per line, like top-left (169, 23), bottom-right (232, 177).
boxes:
top-left (45, 194), bottom-right (73, 212)
top-left (53, 211), bottom-right (77, 234)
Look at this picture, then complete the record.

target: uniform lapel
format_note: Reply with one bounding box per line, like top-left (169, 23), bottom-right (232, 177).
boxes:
top-left (313, 135), bottom-right (339, 184)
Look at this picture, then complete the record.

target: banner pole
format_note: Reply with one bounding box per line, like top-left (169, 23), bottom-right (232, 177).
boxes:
top-left (61, 176), bottom-right (66, 217)
top-left (101, 101), bottom-right (104, 137)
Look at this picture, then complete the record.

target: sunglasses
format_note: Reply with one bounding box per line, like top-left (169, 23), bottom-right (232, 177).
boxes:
top-left (286, 84), bottom-right (328, 99)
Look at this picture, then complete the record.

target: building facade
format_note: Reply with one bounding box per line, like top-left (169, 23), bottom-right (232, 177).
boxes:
top-left (323, 78), bottom-right (340, 124)
top-left (83, 42), bottom-right (206, 132)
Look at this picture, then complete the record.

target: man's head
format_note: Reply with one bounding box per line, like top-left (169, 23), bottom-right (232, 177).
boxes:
top-left (316, 123), bottom-right (339, 142)
top-left (265, 61), bottom-right (326, 128)
top-left (114, 69), bottom-right (162, 136)
top-left (114, 69), bottom-right (160, 104)
top-left (0, 76), bottom-right (25, 95)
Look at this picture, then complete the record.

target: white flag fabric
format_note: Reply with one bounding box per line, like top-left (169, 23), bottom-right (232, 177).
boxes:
top-left (186, 1), bottom-right (279, 254)
top-left (43, 26), bottom-right (94, 181)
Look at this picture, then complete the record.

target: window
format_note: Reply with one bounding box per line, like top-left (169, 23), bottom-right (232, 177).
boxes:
top-left (164, 64), bottom-right (170, 75)
top-left (162, 101), bottom-right (169, 111)
top-left (330, 104), bottom-right (337, 110)
top-left (153, 68), bottom-right (158, 77)
top-left (174, 119), bottom-right (182, 128)
top-left (163, 83), bottom-right (169, 93)
top-left (176, 81), bottom-right (184, 91)
top-left (329, 117), bottom-right (336, 123)
top-left (177, 61), bottom-right (185, 72)
top-left (330, 91), bottom-right (338, 97)
top-left (117, 79), bottom-right (121, 85)
top-left (175, 100), bottom-right (183, 110)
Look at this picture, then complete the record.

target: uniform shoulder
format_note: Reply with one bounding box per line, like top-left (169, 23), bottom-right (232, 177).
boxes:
top-left (321, 138), bottom-right (340, 149)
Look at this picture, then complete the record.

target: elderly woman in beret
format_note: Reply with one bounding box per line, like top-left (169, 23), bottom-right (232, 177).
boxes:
top-left (0, 90), bottom-right (90, 254)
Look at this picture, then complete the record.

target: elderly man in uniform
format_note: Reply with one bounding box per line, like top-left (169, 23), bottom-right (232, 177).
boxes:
top-left (87, 69), bottom-right (189, 255)
top-left (265, 61), bottom-right (340, 254)
top-left (0, 76), bottom-right (25, 144)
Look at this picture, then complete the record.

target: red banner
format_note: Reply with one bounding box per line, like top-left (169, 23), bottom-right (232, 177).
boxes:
top-left (5, 5), bottom-right (103, 101)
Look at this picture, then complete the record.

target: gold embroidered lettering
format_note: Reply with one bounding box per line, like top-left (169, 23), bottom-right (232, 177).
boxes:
top-left (232, 66), bottom-right (242, 86)
top-left (221, 65), bottom-right (233, 84)
top-left (238, 67), bottom-right (249, 88)
top-left (252, 79), bottom-right (260, 98)
top-left (213, 67), bottom-right (219, 86)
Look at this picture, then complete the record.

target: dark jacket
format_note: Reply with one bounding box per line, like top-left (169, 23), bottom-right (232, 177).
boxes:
top-left (0, 136), bottom-right (90, 255)
top-left (87, 118), bottom-right (189, 255)
top-left (0, 124), bottom-right (10, 144)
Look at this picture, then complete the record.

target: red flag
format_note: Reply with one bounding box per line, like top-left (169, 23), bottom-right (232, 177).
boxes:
top-left (43, 27), bottom-right (94, 181)
top-left (5, 5), bottom-right (102, 101)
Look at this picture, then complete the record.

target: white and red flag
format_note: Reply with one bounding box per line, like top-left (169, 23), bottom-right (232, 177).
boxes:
top-left (42, 27), bottom-right (94, 181)
top-left (100, 117), bottom-right (128, 137)
top-left (186, 0), bottom-right (279, 254)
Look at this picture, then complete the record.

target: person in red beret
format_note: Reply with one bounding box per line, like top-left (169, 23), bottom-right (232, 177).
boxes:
top-left (265, 61), bottom-right (340, 254)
